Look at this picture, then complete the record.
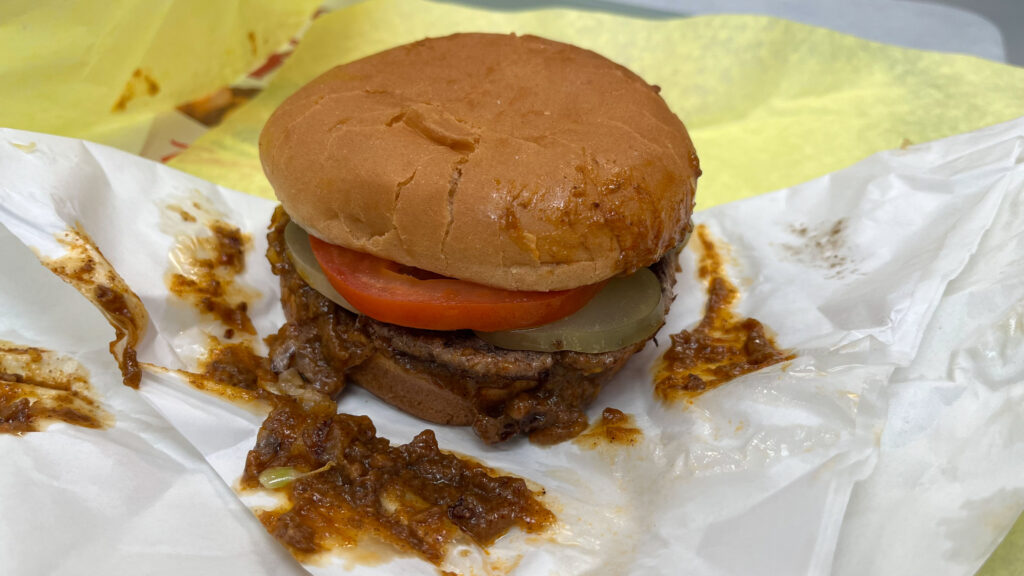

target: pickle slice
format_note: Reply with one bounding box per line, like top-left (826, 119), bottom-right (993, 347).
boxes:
top-left (284, 221), bottom-right (359, 314)
top-left (476, 268), bottom-right (665, 354)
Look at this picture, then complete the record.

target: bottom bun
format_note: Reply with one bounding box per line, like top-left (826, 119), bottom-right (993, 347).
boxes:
top-left (348, 353), bottom-right (477, 426)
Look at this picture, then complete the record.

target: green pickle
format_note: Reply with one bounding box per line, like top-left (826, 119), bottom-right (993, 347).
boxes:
top-left (477, 268), bottom-right (665, 353)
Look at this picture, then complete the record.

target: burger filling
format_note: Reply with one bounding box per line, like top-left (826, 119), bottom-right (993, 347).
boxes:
top-left (268, 206), bottom-right (680, 443)
top-left (284, 219), bottom-right (670, 352)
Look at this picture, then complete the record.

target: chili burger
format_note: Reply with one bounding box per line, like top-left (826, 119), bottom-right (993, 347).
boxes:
top-left (260, 33), bottom-right (699, 443)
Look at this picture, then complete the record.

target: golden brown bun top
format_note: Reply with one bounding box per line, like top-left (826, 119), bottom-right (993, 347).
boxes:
top-left (260, 33), bottom-right (699, 291)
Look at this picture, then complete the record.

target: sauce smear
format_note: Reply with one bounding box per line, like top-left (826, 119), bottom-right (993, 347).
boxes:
top-left (141, 341), bottom-right (273, 408)
top-left (656, 225), bottom-right (794, 403)
top-left (167, 218), bottom-right (256, 337)
top-left (0, 341), bottom-right (112, 434)
top-left (43, 226), bottom-right (148, 388)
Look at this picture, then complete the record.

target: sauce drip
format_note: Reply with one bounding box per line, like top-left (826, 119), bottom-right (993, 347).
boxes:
top-left (141, 341), bottom-right (274, 408)
top-left (43, 226), bottom-right (148, 388)
top-left (574, 407), bottom-right (642, 449)
top-left (0, 341), bottom-right (112, 434)
top-left (655, 225), bottom-right (794, 403)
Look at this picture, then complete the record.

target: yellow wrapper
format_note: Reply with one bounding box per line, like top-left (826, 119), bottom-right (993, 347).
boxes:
top-left (980, 512), bottom-right (1024, 576)
top-left (0, 0), bottom-right (320, 150)
top-left (166, 0), bottom-right (1024, 209)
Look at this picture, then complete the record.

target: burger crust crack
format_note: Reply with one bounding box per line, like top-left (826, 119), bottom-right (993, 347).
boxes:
top-left (260, 33), bottom-right (698, 293)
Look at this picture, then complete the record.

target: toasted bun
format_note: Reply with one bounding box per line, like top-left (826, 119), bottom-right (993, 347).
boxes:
top-left (261, 33), bottom-right (699, 291)
top-left (347, 353), bottom-right (477, 427)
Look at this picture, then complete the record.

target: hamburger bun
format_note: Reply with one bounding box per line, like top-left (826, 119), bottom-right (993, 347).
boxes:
top-left (260, 33), bottom-right (699, 291)
top-left (347, 353), bottom-right (477, 427)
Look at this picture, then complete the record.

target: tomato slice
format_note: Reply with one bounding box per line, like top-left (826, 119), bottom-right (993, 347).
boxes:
top-left (308, 237), bottom-right (605, 331)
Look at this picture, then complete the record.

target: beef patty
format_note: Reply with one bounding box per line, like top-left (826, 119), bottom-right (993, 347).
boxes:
top-left (266, 206), bottom-right (678, 444)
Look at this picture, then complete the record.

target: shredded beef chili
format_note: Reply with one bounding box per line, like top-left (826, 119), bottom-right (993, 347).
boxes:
top-left (196, 342), bottom-right (557, 566)
top-left (265, 206), bottom-right (676, 444)
top-left (242, 398), bottom-right (554, 563)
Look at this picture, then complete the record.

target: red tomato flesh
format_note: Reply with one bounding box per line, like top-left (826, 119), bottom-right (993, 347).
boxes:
top-left (308, 236), bottom-right (605, 331)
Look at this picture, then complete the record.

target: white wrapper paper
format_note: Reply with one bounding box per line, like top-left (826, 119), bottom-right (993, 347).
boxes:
top-left (0, 118), bottom-right (1021, 576)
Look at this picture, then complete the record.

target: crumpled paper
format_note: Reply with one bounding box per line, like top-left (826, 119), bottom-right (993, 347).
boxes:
top-left (165, 0), bottom-right (1024, 210)
top-left (1, 116), bottom-right (1022, 575)
top-left (833, 126), bottom-right (1024, 576)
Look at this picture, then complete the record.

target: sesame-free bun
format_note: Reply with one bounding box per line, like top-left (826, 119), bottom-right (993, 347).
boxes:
top-left (260, 33), bottom-right (699, 291)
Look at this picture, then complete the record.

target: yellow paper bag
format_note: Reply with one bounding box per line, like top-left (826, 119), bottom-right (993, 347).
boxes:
top-left (0, 0), bottom-right (320, 151)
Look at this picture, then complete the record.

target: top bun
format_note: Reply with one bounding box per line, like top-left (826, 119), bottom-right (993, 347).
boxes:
top-left (260, 33), bottom-right (699, 291)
